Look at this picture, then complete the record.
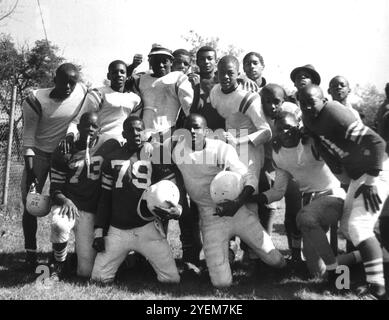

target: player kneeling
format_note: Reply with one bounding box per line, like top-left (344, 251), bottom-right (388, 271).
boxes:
top-left (173, 114), bottom-right (285, 288)
top-left (91, 116), bottom-right (181, 284)
top-left (49, 112), bottom-right (120, 280)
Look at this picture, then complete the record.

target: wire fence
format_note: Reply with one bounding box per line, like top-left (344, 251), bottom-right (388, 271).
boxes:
top-left (0, 103), bottom-right (24, 209)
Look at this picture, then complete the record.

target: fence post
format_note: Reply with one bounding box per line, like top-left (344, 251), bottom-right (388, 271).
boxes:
top-left (3, 85), bottom-right (17, 206)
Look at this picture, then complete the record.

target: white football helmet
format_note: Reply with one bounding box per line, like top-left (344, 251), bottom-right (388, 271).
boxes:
top-left (26, 185), bottom-right (51, 217)
top-left (51, 206), bottom-right (76, 234)
top-left (145, 180), bottom-right (180, 217)
top-left (210, 171), bottom-right (244, 204)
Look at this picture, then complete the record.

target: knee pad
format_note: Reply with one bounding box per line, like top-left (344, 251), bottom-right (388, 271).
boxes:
top-left (346, 220), bottom-right (374, 247)
top-left (50, 206), bottom-right (75, 243)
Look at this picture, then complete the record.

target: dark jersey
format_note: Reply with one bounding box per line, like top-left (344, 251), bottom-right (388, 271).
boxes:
top-left (191, 75), bottom-right (225, 131)
top-left (50, 138), bottom-right (120, 213)
top-left (303, 101), bottom-right (386, 179)
top-left (96, 144), bottom-right (162, 230)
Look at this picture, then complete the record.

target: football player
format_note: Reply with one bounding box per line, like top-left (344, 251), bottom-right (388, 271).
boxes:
top-left (49, 112), bottom-right (120, 279)
top-left (257, 110), bottom-right (361, 279)
top-left (328, 76), bottom-right (361, 120)
top-left (91, 115), bottom-right (181, 284)
top-left (299, 85), bottom-right (389, 299)
top-left (21, 63), bottom-right (88, 270)
top-left (65, 60), bottom-right (141, 146)
top-left (173, 114), bottom-right (285, 288)
top-left (210, 55), bottom-right (272, 181)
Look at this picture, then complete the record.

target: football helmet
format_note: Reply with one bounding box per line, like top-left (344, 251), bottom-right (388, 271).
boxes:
top-left (145, 180), bottom-right (180, 217)
top-left (26, 184), bottom-right (51, 217)
top-left (210, 171), bottom-right (244, 204)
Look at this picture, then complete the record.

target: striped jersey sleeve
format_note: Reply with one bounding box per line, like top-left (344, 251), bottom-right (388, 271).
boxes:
top-left (22, 91), bottom-right (42, 152)
top-left (239, 91), bottom-right (272, 146)
top-left (176, 73), bottom-right (194, 116)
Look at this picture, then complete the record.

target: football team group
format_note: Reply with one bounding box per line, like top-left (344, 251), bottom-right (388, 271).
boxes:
top-left (20, 44), bottom-right (389, 299)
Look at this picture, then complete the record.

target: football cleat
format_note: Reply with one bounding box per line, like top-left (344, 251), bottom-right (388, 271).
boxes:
top-left (210, 171), bottom-right (244, 204)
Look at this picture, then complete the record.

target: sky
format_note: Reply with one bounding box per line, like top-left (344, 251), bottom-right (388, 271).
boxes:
top-left (2, 0), bottom-right (389, 92)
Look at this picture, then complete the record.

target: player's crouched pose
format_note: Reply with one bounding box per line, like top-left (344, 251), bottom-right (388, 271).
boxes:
top-left (91, 115), bottom-right (181, 284)
top-left (49, 112), bottom-right (120, 279)
top-left (173, 114), bottom-right (285, 288)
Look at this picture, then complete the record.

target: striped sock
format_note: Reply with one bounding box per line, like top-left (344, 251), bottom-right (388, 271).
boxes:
top-left (364, 258), bottom-right (384, 286)
top-left (52, 242), bottom-right (68, 263)
top-left (357, 237), bottom-right (385, 287)
top-left (326, 262), bottom-right (338, 271)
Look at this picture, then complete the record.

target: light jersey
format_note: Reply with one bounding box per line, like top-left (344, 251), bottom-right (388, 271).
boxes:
top-left (68, 86), bottom-right (141, 144)
top-left (137, 71), bottom-right (193, 131)
top-left (263, 140), bottom-right (341, 203)
top-left (264, 101), bottom-right (301, 160)
top-left (209, 84), bottom-right (271, 146)
top-left (172, 138), bottom-right (257, 208)
top-left (23, 83), bottom-right (87, 153)
top-left (50, 138), bottom-right (120, 213)
top-left (96, 145), bottom-right (161, 230)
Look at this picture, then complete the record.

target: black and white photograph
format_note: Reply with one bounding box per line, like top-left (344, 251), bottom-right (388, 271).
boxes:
top-left (0, 0), bottom-right (388, 305)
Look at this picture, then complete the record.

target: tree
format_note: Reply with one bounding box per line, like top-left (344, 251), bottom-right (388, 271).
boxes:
top-left (351, 84), bottom-right (385, 129)
top-left (0, 34), bottom-right (68, 156)
top-left (182, 30), bottom-right (244, 66)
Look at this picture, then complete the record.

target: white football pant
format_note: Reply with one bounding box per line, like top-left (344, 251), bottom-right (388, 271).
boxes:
top-left (91, 221), bottom-right (180, 284)
top-left (199, 202), bottom-right (286, 288)
top-left (50, 206), bottom-right (96, 277)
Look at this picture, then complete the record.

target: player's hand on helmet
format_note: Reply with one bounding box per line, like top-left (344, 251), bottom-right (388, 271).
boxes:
top-left (187, 73), bottom-right (200, 89)
top-left (214, 199), bottom-right (241, 217)
top-left (153, 201), bottom-right (182, 221)
top-left (59, 134), bottom-right (75, 155)
top-left (59, 199), bottom-right (79, 220)
top-left (26, 171), bottom-right (39, 192)
top-left (354, 183), bottom-right (382, 213)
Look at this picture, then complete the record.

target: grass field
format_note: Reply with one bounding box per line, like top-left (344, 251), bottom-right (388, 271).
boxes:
top-left (0, 202), bottom-right (367, 300)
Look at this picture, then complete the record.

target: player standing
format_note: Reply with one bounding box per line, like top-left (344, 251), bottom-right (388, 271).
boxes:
top-left (21, 63), bottom-right (87, 270)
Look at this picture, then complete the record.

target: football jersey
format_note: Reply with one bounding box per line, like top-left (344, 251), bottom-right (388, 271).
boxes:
top-left (172, 138), bottom-right (256, 208)
top-left (209, 84), bottom-right (271, 146)
top-left (96, 145), bottom-right (159, 230)
top-left (136, 71), bottom-right (193, 131)
top-left (67, 86), bottom-right (141, 143)
top-left (50, 138), bottom-right (120, 213)
top-left (263, 139), bottom-right (341, 203)
top-left (23, 83), bottom-right (88, 153)
top-left (303, 101), bottom-right (386, 180)
top-left (191, 75), bottom-right (225, 131)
